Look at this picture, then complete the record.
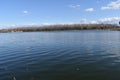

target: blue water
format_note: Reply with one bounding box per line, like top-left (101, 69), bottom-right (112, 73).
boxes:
top-left (0, 30), bottom-right (120, 80)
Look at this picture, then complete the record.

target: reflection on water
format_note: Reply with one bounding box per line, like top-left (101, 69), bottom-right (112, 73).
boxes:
top-left (0, 30), bottom-right (120, 80)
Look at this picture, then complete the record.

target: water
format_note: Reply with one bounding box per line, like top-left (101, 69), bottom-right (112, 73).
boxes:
top-left (0, 30), bottom-right (120, 80)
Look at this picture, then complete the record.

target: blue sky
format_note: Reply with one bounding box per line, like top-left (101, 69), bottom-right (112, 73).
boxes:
top-left (0, 0), bottom-right (120, 28)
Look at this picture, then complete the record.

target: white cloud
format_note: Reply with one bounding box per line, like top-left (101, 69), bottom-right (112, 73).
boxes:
top-left (41, 23), bottom-right (53, 25)
top-left (85, 8), bottom-right (94, 12)
top-left (90, 21), bottom-right (99, 24)
top-left (11, 24), bottom-right (16, 27)
top-left (99, 17), bottom-right (120, 22)
top-left (101, 0), bottom-right (120, 10)
top-left (22, 10), bottom-right (29, 15)
top-left (68, 4), bottom-right (80, 9)
top-left (89, 17), bottom-right (120, 24)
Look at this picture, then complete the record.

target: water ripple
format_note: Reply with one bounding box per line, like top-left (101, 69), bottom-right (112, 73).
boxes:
top-left (0, 31), bottom-right (120, 80)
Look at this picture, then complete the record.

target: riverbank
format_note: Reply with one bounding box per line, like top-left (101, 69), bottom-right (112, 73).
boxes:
top-left (0, 24), bottom-right (120, 33)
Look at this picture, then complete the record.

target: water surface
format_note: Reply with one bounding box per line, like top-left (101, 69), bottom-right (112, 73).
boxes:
top-left (0, 30), bottom-right (120, 80)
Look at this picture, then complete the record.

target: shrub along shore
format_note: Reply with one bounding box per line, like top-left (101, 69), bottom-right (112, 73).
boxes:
top-left (0, 24), bottom-right (120, 33)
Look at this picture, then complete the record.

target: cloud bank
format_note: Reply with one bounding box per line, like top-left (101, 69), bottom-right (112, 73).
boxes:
top-left (101, 0), bottom-right (120, 10)
top-left (90, 17), bottom-right (120, 24)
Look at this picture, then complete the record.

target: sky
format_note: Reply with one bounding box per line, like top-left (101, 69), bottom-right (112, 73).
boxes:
top-left (0, 0), bottom-right (120, 28)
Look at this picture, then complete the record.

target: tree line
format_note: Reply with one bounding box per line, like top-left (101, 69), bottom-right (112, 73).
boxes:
top-left (0, 24), bottom-right (120, 33)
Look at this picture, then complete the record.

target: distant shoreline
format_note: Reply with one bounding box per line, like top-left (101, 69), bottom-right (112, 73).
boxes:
top-left (0, 24), bottom-right (120, 33)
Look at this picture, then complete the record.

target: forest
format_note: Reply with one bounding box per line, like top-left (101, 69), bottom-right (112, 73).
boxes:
top-left (0, 24), bottom-right (120, 33)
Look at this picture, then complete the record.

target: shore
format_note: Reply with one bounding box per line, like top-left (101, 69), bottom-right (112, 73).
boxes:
top-left (0, 24), bottom-right (120, 33)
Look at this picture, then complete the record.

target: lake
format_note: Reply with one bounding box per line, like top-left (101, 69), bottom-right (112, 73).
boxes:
top-left (0, 30), bottom-right (120, 80)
